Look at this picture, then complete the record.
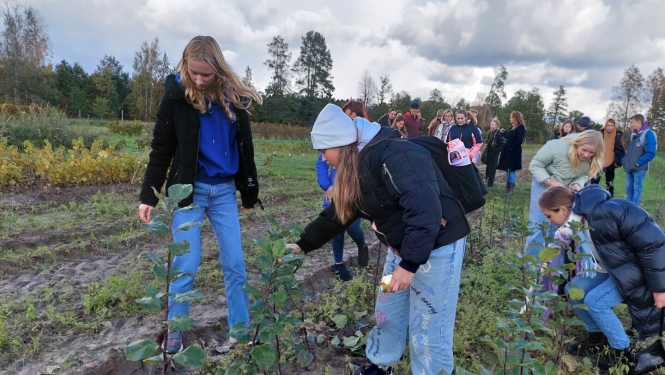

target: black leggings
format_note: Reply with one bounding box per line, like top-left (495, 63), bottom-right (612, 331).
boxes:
top-left (590, 164), bottom-right (616, 197)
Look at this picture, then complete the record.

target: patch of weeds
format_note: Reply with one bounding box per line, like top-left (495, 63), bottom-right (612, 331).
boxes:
top-left (81, 273), bottom-right (148, 319)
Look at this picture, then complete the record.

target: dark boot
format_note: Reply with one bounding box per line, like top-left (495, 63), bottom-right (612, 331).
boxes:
top-left (596, 345), bottom-right (636, 372)
top-left (607, 181), bottom-right (615, 198)
top-left (331, 263), bottom-right (353, 281)
top-left (567, 332), bottom-right (609, 356)
top-left (357, 245), bottom-right (369, 268)
top-left (505, 182), bottom-right (511, 194)
top-left (506, 183), bottom-right (515, 196)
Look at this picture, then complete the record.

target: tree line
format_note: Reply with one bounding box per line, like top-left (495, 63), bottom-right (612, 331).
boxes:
top-left (1, 3), bottom-right (664, 141)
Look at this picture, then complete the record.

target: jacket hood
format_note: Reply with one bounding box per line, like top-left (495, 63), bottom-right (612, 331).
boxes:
top-left (164, 74), bottom-right (186, 99)
top-left (573, 184), bottom-right (612, 217)
top-left (354, 117), bottom-right (383, 151)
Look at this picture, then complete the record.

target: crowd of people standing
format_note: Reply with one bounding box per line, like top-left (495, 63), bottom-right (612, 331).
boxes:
top-left (136, 37), bottom-right (662, 375)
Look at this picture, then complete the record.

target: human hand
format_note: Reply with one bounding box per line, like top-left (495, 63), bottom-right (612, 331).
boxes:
top-left (570, 183), bottom-right (582, 192)
top-left (654, 292), bottom-right (665, 308)
top-left (386, 266), bottom-right (414, 293)
top-left (139, 204), bottom-right (154, 223)
top-left (286, 243), bottom-right (302, 255)
top-left (545, 179), bottom-right (563, 188)
top-left (325, 187), bottom-right (333, 203)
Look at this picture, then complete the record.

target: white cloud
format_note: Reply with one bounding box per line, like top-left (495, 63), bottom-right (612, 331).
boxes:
top-left (22, 0), bottom-right (665, 120)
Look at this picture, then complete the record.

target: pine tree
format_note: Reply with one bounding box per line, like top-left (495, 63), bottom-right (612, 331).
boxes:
top-left (547, 85), bottom-right (568, 135)
top-left (292, 31), bottom-right (334, 99)
top-left (264, 36), bottom-right (292, 96)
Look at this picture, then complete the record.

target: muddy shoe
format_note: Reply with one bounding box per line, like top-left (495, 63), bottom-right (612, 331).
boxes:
top-left (596, 345), bottom-right (636, 372)
top-left (332, 263), bottom-right (353, 281)
top-left (163, 330), bottom-right (183, 354)
top-left (358, 245), bottom-right (369, 268)
top-left (567, 332), bottom-right (609, 356)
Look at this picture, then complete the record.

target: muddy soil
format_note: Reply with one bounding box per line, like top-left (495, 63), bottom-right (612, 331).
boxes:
top-left (0, 183), bottom-right (384, 375)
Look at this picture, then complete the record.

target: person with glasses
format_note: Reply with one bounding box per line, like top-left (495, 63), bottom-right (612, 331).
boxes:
top-left (589, 118), bottom-right (625, 197)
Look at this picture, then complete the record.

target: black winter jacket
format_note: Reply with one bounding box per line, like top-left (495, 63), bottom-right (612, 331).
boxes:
top-left (140, 74), bottom-right (259, 208)
top-left (574, 184), bottom-right (665, 337)
top-left (497, 124), bottom-right (526, 171)
top-left (296, 127), bottom-right (470, 273)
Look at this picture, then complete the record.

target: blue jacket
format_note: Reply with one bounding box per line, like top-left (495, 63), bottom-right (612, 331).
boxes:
top-left (316, 153), bottom-right (335, 208)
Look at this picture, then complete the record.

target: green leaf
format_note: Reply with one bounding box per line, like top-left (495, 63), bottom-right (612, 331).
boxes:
top-left (152, 264), bottom-right (167, 283)
top-left (250, 344), bottom-right (277, 370)
top-left (229, 322), bottom-right (251, 344)
top-left (140, 252), bottom-right (164, 264)
top-left (343, 335), bottom-right (360, 347)
top-left (166, 314), bottom-right (197, 331)
top-left (531, 360), bottom-right (547, 375)
top-left (331, 314), bottom-right (347, 329)
top-left (168, 241), bottom-right (190, 256)
top-left (538, 246), bottom-right (561, 263)
top-left (172, 345), bottom-right (206, 367)
top-left (125, 338), bottom-right (159, 361)
top-left (174, 289), bottom-right (205, 303)
top-left (135, 296), bottom-right (163, 311)
top-left (259, 322), bottom-right (286, 343)
top-left (151, 214), bottom-right (172, 223)
top-left (145, 285), bottom-right (160, 297)
top-left (143, 355), bottom-right (164, 364)
top-left (331, 336), bottom-right (341, 346)
top-left (177, 220), bottom-right (202, 232)
top-left (296, 348), bottom-right (313, 368)
top-left (224, 362), bottom-right (242, 375)
top-left (267, 290), bottom-right (288, 307)
top-left (168, 184), bottom-right (194, 204)
top-left (265, 214), bottom-right (280, 231)
top-left (142, 220), bottom-right (170, 234)
top-left (568, 284), bottom-right (585, 301)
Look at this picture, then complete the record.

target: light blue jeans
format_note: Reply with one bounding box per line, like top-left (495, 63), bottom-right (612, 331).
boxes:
top-left (168, 180), bottom-right (250, 329)
top-left (525, 177), bottom-right (558, 256)
top-left (331, 218), bottom-right (366, 263)
top-left (566, 273), bottom-right (629, 350)
top-left (365, 237), bottom-right (466, 375)
top-left (507, 170), bottom-right (517, 184)
top-left (626, 169), bottom-right (647, 205)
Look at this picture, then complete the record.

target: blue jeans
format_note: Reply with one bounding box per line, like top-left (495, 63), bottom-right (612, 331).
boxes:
top-left (626, 169), bottom-right (647, 205)
top-left (365, 237), bottom-right (466, 375)
top-left (507, 170), bottom-right (517, 184)
top-left (168, 180), bottom-right (250, 329)
top-left (566, 273), bottom-right (629, 350)
top-left (331, 218), bottom-right (366, 263)
top-left (525, 177), bottom-right (557, 256)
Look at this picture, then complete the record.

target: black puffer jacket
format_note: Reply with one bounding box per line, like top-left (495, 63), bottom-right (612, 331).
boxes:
top-left (574, 184), bottom-right (665, 337)
top-left (296, 127), bottom-right (470, 273)
top-left (139, 74), bottom-right (259, 208)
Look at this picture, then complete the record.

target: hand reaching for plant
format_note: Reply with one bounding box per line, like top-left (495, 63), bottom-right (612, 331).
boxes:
top-left (286, 244), bottom-right (303, 255)
top-left (138, 204), bottom-right (154, 223)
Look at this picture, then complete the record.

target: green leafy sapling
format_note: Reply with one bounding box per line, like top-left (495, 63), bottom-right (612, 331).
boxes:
top-left (125, 184), bottom-right (206, 374)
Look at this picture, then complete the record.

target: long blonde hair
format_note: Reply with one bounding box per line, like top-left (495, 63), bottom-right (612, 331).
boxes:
top-left (565, 131), bottom-right (604, 179)
top-left (333, 144), bottom-right (361, 224)
top-left (176, 36), bottom-right (262, 119)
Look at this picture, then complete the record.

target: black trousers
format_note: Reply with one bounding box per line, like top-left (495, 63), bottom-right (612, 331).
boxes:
top-left (590, 164), bottom-right (616, 197)
top-left (485, 153), bottom-right (500, 187)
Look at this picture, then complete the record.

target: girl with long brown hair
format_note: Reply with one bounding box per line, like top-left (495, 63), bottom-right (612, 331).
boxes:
top-left (138, 35), bottom-right (262, 354)
top-left (288, 104), bottom-right (469, 375)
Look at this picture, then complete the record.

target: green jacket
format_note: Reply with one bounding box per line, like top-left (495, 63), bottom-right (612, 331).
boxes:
top-left (529, 133), bottom-right (590, 188)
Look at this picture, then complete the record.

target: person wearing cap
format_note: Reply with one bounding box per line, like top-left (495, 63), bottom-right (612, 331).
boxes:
top-left (576, 116), bottom-right (595, 132)
top-left (403, 101), bottom-right (423, 137)
top-left (287, 104), bottom-right (470, 375)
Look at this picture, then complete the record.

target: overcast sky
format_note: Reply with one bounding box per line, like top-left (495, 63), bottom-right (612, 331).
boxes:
top-left (25, 0), bottom-right (665, 122)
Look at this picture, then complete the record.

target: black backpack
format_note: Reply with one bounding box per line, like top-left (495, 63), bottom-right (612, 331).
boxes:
top-left (367, 136), bottom-right (487, 214)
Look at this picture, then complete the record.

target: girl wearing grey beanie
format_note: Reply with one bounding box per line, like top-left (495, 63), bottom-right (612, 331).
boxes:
top-left (288, 104), bottom-right (470, 375)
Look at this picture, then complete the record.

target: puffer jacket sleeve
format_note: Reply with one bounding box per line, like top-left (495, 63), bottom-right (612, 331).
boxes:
top-left (529, 141), bottom-right (557, 184)
top-left (617, 204), bottom-right (665, 293)
top-left (296, 203), bottom-right (356, 253)
top-left (381, 144), bottom-right (443, 273)
top-left (140, 93), bottom-right (177, 207)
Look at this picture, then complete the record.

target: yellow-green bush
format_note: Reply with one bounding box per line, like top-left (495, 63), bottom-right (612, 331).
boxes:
top-left (0, 137), bottom-right (147, 188)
